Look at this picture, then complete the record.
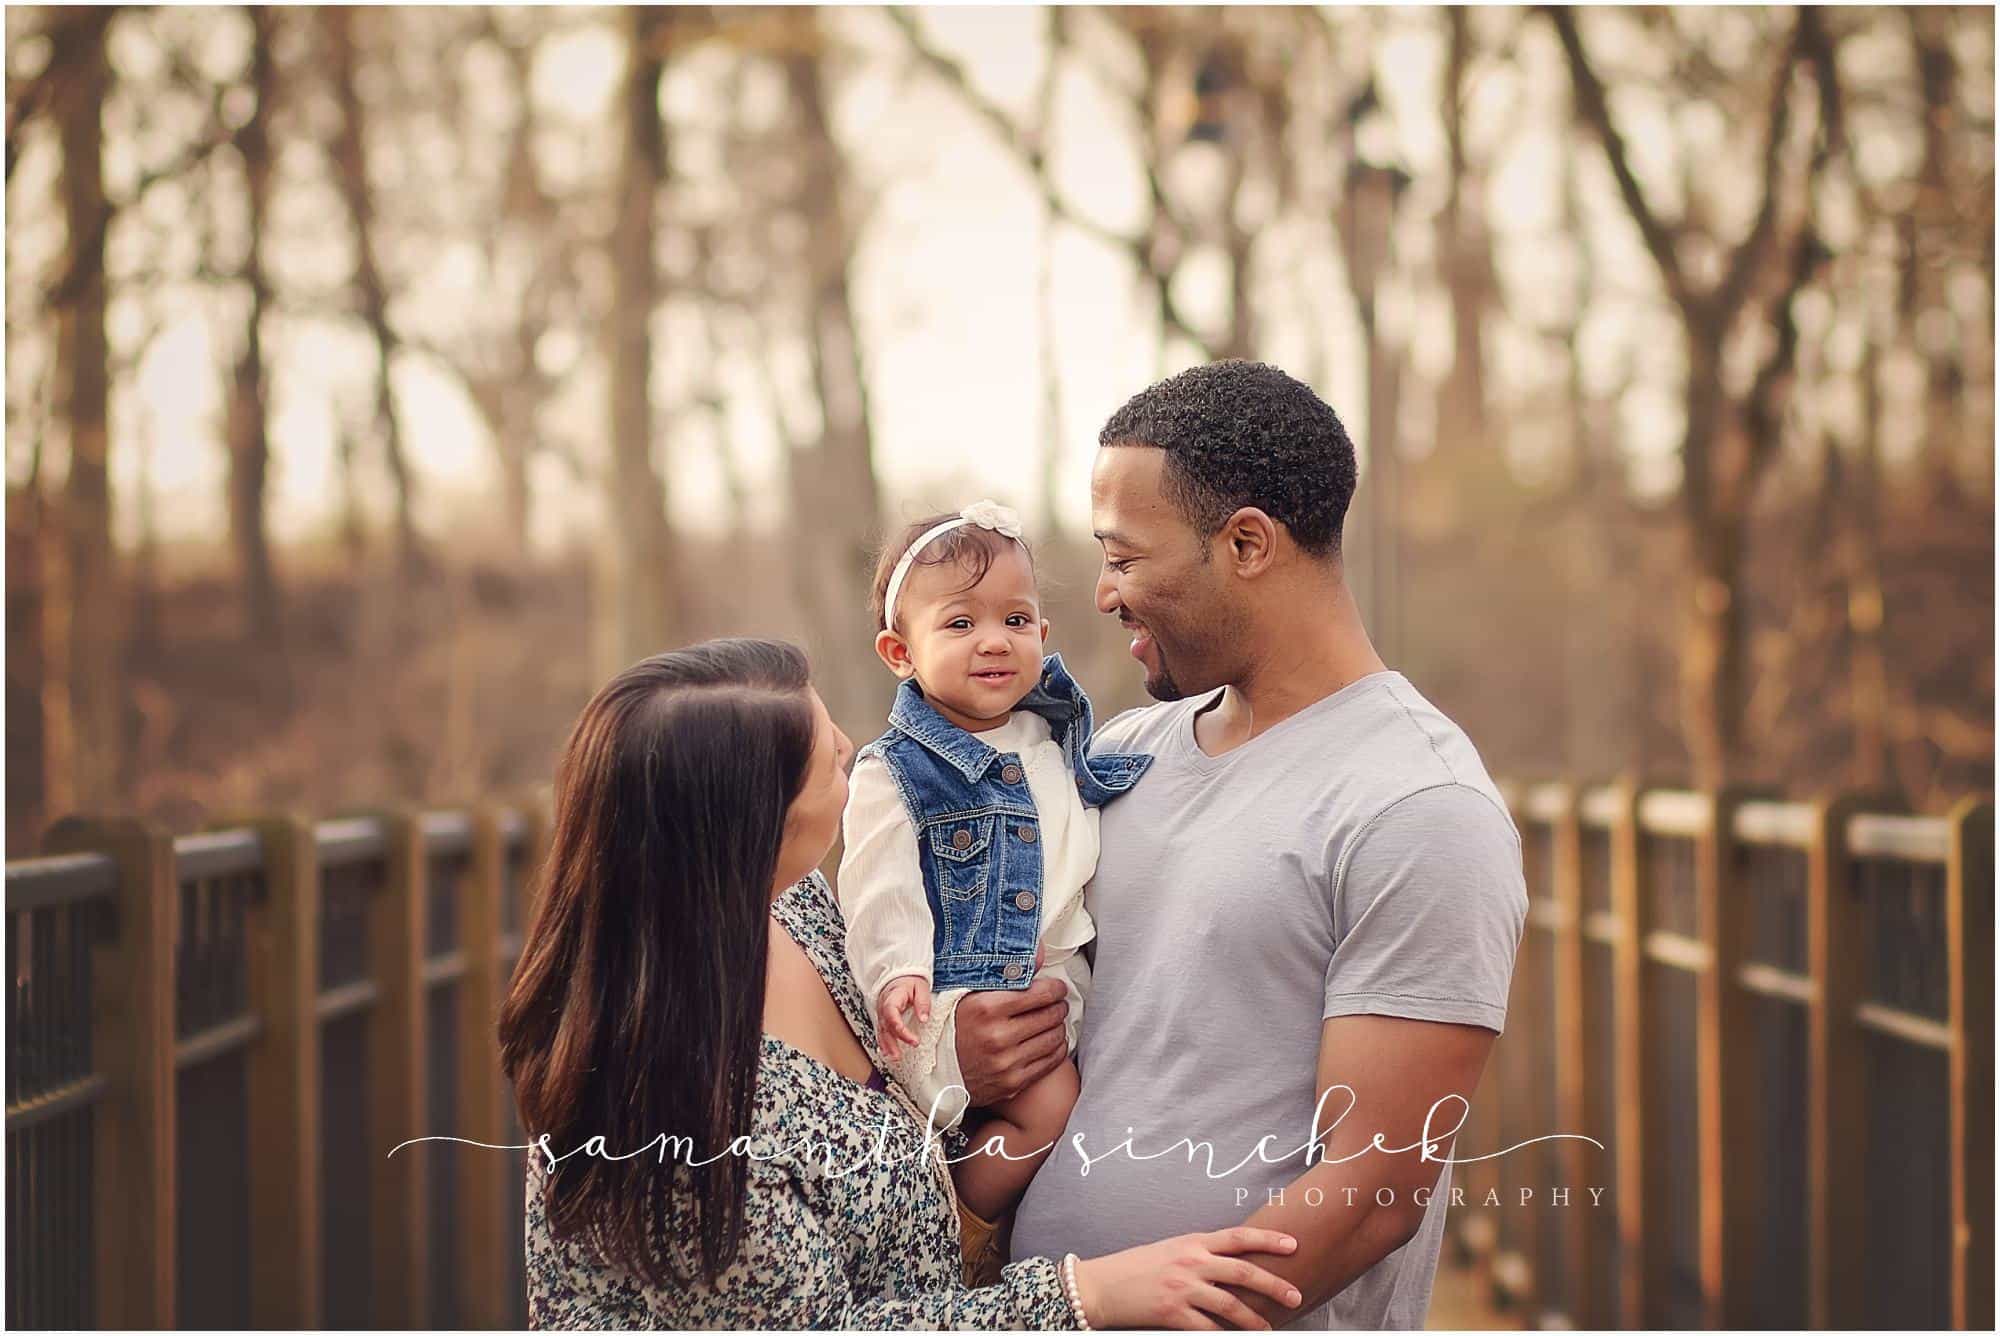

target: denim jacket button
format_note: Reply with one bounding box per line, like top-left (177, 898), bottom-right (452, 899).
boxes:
top-left (1015, 890), bottom-right (1037, 911)
top-left (951, 829), bottom-right (973, 851)
top-left (1001, 764), bottom-right (1024, 785)
top-left (1074, 774), bottom-right (1086, 788)
top-left (1002, 962), bottom-right (1025, 980)
top-left (1017, 826), bottom-right (1037, 844)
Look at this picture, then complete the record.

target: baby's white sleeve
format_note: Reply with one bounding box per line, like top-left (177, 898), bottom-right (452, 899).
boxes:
top-left (1043, 946), bottom-right (1091, 1052)
top-left (835, 754), bottom-right (936, 1010)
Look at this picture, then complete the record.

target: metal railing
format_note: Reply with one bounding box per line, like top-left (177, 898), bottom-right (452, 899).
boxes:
top-left (1457, 785), bottom-right (1992, 1331)
top-left (5, 785), bottom-right (1990, 1329)
top-left (6, 805), bottom-right (546, 1329)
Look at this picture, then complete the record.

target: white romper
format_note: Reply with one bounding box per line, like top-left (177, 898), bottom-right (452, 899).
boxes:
top-left (836, 709), bottom-right (1094, 1130)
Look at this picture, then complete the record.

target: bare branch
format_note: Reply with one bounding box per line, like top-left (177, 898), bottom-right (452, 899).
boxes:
top-left (884, 7), bottom-right (1142, 257)
top-left (1543, 5), bottom-right (1695, 315)
top-left (44, 119), bottom-right (234, 309)
top-left (1712, 12), bottom-right (1809, 323)
top-left (6, 8), bottom-right (114, 184)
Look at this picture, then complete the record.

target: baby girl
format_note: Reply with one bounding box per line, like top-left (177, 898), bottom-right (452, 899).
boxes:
top-left (836, 501), bottom-right (1153, 1270)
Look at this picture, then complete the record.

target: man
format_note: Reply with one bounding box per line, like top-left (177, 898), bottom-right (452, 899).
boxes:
top-left (948, 360), bottom-right (1527, 1328)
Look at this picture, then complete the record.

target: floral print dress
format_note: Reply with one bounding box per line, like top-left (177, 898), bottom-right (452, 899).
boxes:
top-left (524, 870), bottom-right (1079, 1330)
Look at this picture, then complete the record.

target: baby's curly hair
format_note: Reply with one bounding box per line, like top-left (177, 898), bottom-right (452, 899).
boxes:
top-left (868, 513), bottom-right (1037, 633)
top-left (1098, 359), bottom-right (1357, 560)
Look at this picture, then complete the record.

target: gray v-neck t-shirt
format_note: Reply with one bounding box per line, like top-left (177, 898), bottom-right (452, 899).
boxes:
top-left (1009, 670), bottom-right (1527, 1329)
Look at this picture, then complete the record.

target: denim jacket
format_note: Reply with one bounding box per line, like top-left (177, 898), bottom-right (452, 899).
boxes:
top-left (855, 653), bottom-right (1153, 992)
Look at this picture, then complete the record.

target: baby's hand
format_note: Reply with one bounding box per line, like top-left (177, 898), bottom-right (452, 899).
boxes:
top-left (877, 974), bottom-right (932, 1061)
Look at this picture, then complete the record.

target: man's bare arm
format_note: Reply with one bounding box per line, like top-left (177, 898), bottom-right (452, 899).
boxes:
top-left (1224, 1014), bottom-right (1497, 1324)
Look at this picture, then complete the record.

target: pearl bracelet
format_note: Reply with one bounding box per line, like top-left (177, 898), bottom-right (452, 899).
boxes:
top-left (1060, 1253), bottom-right (1091, 1330)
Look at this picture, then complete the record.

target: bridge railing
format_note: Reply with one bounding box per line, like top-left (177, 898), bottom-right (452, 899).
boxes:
top-left (6, 804), bottom-right (548, 1330)
top-left (1459, 785), bottom-right (1992, 1331)
top-left (6, 785), bottom-right (1990, 1329)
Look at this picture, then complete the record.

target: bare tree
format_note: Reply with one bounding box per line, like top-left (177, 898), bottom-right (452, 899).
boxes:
top-left (226, 5), bottom-right (281, 643)
top-left (398, 7), bottom-right (590, 565)
top-left (1548, 6), bottom-right (1837, 785)
top-left (324, 4), bottom-right (423, 576)
top-left (888, 8), bottom-right (1246, 365)
top-left (595, 5), bottom-right (677, 677)
top-left (48, 7), bottom-right (120, 813)
top-left (775, 14), bottom-right (886, 738)
top-left (1434, 7), bottom-right (1495, 464)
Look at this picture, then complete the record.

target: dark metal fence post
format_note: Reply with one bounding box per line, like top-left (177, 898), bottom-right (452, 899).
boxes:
top-left (459, 807), bottom-right (511, 1328)
top-left (1608, 781), bottom-right (1655, 1328)
top-left (232, 813), bottom-right (323, 1325)
top-left (1550, 783), bottom-right (1602, 1326)
top-left (1806, 794), bottom-right (1868, 1326)
top-left (1948, 798), bottom-right (1993, 1330)
top-left (371, 809), bottom-right (430, 1327)
top-left (1697, 786), bottom-right (1756, 1326)
top-left (43, 816), bottom-right (176, 1328)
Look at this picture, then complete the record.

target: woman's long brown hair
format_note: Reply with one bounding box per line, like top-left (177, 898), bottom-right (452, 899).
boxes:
top-left (499, 638), bottom-right (816, 1288)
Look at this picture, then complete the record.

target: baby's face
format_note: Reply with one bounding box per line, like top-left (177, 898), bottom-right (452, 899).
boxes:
top-left (884, 544), bottom-right (1049, 732)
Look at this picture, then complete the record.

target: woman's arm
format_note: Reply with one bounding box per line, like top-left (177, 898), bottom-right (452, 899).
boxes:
top-left (835, 755), bottom-right (938, 1008)
top-left (645, 1167), bottom-right (1077, 1330)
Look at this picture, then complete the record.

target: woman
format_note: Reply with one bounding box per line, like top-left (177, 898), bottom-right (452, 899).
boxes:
top-left (500, 638), bottom-right (1305, 1329)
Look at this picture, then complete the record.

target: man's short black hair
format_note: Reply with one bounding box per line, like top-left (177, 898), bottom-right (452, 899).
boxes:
top-left (1098, 359), bottom-right (1357, 560)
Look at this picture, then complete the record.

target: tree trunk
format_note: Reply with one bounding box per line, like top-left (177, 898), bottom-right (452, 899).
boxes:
top-left (1219, 145), bottom-right (1256, 361)
top-left (1035, 208), bottom-right (1065, 540)
top-left (1439, 8), bottom-right (1488, 454)
top-left (1848, 337), bottom-right (1888, 787)
top-left (225, 6), bottom-right (282, 644)
top-left (50, 9), bottom-right (121, 812)
top-left (1677, 333), bottom-right (1742, 789)
top-left (594, 5), bottom-right (676, 677)
top-left (1033, 12), bottom-right (1066, 540)
top-left (130, 416), bottom-right (160, 658)
top-left (9, 487), bottom-right (50, 848)
top-left (783, 33), bottom-right (887, 742)
top-left (336, 419), bottom-right (367, 562)
top-left (1680, 507), bottom-right (1749, 790)
top-left (325, 5), bottom-right (422, 577)
top-left (1339, 163), bottom-right (1406, 664)
top-left (1907, 7), bottom-right (1964, 503)
top-left (497, 414), bottom-right (533, 561)
top-left (487, 31), bottom-right (555, 567)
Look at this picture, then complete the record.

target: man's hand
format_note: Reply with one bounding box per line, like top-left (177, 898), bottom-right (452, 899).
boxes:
top-left (953, 975), bottom-right (1067, 1106)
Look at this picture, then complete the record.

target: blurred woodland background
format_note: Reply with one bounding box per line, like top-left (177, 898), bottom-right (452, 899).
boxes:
top-left (4, 5), bottom-right (1993, 855)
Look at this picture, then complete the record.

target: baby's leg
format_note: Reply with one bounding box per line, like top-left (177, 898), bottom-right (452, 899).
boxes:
top-left (950, 1056), bottom-right (1080, 1222)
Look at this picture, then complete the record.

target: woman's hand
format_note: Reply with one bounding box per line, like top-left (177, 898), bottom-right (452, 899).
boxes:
top-left (1070, 1228), bottom-right (1303, 1330)
top-left (876, 975), bottom-right (932, 1060)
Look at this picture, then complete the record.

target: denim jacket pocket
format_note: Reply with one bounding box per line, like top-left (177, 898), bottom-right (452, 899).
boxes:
top-left (925, 815), bottom-right (994, 898)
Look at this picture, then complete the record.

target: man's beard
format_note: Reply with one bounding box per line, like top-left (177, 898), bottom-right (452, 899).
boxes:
top-left (1141, 635), bottom-right (1188, 701)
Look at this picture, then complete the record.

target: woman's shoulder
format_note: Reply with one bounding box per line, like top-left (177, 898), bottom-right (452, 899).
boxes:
top-left (773, 870), bottom-right (841, 944)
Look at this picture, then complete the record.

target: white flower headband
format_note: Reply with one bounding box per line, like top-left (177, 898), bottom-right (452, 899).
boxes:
top-left (882, 500), bottom-right (1025, 633)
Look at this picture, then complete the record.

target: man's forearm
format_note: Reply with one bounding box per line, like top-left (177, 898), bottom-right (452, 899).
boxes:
top-left (1225, 1157), bottom-right (1435, 1324)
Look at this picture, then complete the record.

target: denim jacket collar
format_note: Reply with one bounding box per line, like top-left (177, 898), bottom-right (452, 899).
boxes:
top-left (885, 653), bottom-right (1090, 784)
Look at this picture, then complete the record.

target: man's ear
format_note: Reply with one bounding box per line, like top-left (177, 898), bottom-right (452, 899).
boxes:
top-left (875, 628), bottom-right (917, 678)
top-left (1222, 507), bottom-right (1279, 578)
